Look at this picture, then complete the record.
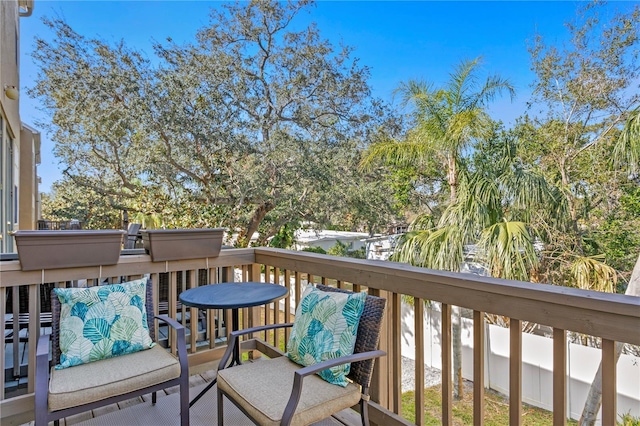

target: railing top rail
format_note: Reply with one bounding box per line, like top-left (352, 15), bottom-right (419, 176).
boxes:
top-left (0, 248), bottom-right (256, 287)
top-left (2, 246), bottom-right (638, 344)
top-left (254, 248), bottom-right (640, 345)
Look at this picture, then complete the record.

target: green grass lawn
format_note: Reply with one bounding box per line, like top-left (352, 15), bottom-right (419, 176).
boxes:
top-left (401, 385), bottom-right (579, 425)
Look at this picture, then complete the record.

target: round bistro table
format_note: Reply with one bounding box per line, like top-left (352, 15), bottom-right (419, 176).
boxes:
top-left (179, 282), bottom-right (289, 406)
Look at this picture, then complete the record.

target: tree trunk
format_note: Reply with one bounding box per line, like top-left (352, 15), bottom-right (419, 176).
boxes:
top-left (579, 253), bottom-right (640, 425)
top-left (445, 152), bottom-right (464, 398)
top-left (237, 201), bottom-right (275, 248)
top-left (452, 305), bottom-right (464, 399)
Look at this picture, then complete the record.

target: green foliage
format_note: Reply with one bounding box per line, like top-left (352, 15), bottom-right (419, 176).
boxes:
top-left (326, 241), bottom-right (365, 259)
top-left (41, 178), bottom-right (121, 229)
top-left (326, 240), bottom-right (351, 257)
top-left (618, 412), bottom-right (640, 426)
top-left (31, 0), bottom-right (399, 245)
top-left (269, 223), bottom-right (298, 249)
top-left (301, 246), bottom-right (327, 255)
top-left (591, 184), bottom-right (640, 291)
top-left (401, 387), bottom-right (579, 425)
top-left (525, 2), bottom-right (640, 288)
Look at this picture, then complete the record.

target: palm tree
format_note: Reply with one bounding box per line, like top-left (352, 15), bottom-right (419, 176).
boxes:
top-left (363, 57), bottom-right (517, 398)
top-left (363, 57), bottom-right (515, 205)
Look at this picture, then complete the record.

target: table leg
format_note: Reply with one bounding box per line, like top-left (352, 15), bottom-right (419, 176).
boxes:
top-left (189, 308), bottom-right (241, 407)
top-left (231, 308), bottom-right (241, 366)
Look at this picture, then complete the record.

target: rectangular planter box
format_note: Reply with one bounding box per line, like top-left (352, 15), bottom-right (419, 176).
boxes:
top-left (141, 228), bottom-right (225, 262)
top-left (13, 230), bottom-right (126, 271)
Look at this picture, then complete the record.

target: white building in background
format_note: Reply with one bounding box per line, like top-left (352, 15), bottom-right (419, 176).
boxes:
top-left (364, 234), bottom-right (402, 261)
top-left (293, 229), bottom-right (368, 253)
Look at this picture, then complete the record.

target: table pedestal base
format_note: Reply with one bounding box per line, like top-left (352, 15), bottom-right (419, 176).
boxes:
top-left (189, 308), bottom-right (241, 407)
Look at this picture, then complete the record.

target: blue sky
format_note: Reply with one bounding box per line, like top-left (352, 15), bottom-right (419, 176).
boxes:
top-left (18, 1), bottom-right (594, 192)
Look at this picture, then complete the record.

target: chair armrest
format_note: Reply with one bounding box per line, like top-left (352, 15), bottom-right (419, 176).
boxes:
top-left (155, 314), bottom-right (186, 332)
top-left (155, 315), bottom-right (188, 373)
top-left (218, 323), bottom-right (294, 370)
top-left (293, 349), bottom-right (386, 378)
top-left (37, 333), bottom-right (51, 358)
top-left (281, 350), bottom-right (386, 426)
top-left (35, 334), bottom-right (51, 416)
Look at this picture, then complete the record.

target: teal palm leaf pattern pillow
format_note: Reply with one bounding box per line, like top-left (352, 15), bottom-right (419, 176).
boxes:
top-left (287, 286), bottom-right (366, 387)
top-left (54, 278), bottom-right (154, 369)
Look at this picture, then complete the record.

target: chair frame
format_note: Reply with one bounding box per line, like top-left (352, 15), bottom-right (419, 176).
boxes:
top-left (35, 279), bottom-right (190, 426)
top-left (217, 284), bottom-right (386, 426)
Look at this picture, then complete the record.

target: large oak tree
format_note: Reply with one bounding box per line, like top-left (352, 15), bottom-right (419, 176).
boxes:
top-left (30, 0), bottom-right (398, 242)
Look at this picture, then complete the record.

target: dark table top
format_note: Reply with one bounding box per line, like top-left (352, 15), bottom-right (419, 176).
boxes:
top-left (178, 282), bottom-right (288, 310)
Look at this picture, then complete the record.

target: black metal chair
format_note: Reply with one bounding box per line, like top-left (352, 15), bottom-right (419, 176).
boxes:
top-left (124, 222), bottom-right (142, 249)
top-left (35, 278), bottom-right (189, 426)
top-left (216, 284), bottom-right (386, 426)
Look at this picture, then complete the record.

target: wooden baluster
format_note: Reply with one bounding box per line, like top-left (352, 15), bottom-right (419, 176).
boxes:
top-left (223, 267), bottom-right (233, 346)
top-left (510, 318), bottom-right (522, 426)
top-left (273, 267), bottom-right (281, 346)
top-left (368, 288), bottom-right (390, 408)
top-left (169, 271), bottom-right (178, 354)
top-left (601, 339), bottom-right (617, 426)
top-left (27, 284), bottom-right (38, 393)
top-left (442, 303), bottom-right (452, 426)
top-left (294, 271), bottom-right (302, 307)
top-left (415, 297), bottom-right (425, 425)
top-left (474, 311), bottom-right (485, 426)
top-left (248, 264), bottom-right (261, 332)
top-left (284, 269), bottom-right (292, 344)
top-left (392, 292), bottom-right (402, 414)
top-left (189, 269), bottom-right (197, 353)
top-left (264, 265), bottom-right (272, 342)
top-left (553, 328), bottom-right (567, 426)
top-left (12, 285), bottom-right (19, 378)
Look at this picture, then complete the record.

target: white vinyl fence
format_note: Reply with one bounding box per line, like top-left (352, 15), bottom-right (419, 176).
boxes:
top-left (400, 302), bottom-right (640, 423)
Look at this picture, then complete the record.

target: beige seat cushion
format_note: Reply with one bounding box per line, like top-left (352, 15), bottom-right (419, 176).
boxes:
top-left (49, 345), bottom-right (181, 411)
top-left (217, 356), bottom-right (362, 426)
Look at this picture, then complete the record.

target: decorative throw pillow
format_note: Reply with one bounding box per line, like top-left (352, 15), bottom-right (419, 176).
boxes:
top-left (53, 278), bottom-right (155, 370)
top-left (286, 285), bottom-right (366, 387)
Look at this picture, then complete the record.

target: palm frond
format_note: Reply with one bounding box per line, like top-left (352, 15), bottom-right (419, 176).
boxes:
top-left (441, 171), bottom-right (502, 232)
top-left (612, 107), bottom-right (640, 176)
top-left (359, 138), bottom-right (434, 172)
top-left (448, 57), bottom-right (481, 107)
top-left (472, 73), bottom-right (516, 108)
top-left (409, 213), bottom-right (434, 231)
top-left (498, 167), bottom-right (557, 221)
top-left (478, 221), bottom-right (538, 281)
top-left (393, 225), bottom-right (465, 272)
top-left (569, 255), bottom-right (617, 292)
top-left (394, 79), bottom-right (433, 108)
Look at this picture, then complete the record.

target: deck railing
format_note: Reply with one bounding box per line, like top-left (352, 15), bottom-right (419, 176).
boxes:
top-left (1, 247), bottom-right (639, 425)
